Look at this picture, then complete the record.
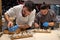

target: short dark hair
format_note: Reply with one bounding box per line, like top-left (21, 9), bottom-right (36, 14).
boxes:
top-left (24, 1), bottom-right (35, 12)
top-left (40, 4), bottom-right (48, 10)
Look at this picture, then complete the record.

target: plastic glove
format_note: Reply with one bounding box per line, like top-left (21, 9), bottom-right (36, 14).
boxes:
top-left (43, 22), bottom-right (49, 27)
top-left (8, 25), bottom-right (19, 32)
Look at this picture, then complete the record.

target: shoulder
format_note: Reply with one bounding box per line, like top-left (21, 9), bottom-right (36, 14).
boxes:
top-left (33, 9), bottom-right (36, 12)
top-left (28, 9), bottom-right (36, 18)
top-left (36, 12), bottom-right (41, 17)
top-left (12, 4), bottom-right (24, 10)
top-left (30, 9), bottom-right (36, 16)
top-left (31, 9), bottom-right (36, 14)
top-left (49, 9), bottom-right (55, 14)
top-left (14, 4), bottom-right (24, 8)
top-left (48, 9), bottom-right (56, 15)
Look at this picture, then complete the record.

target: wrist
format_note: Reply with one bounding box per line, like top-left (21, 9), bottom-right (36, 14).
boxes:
top-left (8, 20), bottom-right (12, 22)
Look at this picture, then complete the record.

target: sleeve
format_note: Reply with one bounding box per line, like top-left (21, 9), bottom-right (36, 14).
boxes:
top-left (51, 10), bottom-right (57, 22)
top-left (5, 6), bottom-right (16, 17)
top-left (51, 10), bottom-right (57, 27)
top-left (28, 9), bottom-right (36, 27)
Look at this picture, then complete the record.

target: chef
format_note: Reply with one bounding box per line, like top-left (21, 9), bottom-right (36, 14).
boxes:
top-left (34, 4), bottom-right (57, 30)
top-left (4, 1), bottom-right (36, 30)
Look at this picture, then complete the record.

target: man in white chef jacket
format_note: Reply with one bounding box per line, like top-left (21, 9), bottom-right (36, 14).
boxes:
top-left (4, 1), bottom-right (36, 30)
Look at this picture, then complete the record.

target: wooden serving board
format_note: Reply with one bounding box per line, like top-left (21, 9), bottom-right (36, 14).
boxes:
top-left (32, 29), bottom-right (51, 33)
top-left (11, 31), bottom-right (33, 40)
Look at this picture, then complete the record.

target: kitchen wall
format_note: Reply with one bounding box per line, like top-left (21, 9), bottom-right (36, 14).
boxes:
top-left (24, 0), bottom-right (60, 4)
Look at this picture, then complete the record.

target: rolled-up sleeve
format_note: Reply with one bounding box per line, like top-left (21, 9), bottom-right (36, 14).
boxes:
top-left (5, 7), bottom-right (16, 17)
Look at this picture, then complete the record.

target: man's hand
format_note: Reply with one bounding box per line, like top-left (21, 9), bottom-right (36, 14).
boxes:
top-left (8, 21), bottom-right (13, 27)
top-left (34, 23), bottom-right (39, 28)
top-left (43, 22), bottom-right (49, 27)
top-left (4, 13), bottom-right (14, 27)
top-left (49, 22), bottom-right (55, 26)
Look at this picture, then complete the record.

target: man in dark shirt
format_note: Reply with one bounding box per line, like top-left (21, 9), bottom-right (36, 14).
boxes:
top-left (34, 5), bottom-right (57, 29)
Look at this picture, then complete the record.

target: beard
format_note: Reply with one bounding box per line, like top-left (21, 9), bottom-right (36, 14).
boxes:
top-left (22, 13), bottom-right (27, 17)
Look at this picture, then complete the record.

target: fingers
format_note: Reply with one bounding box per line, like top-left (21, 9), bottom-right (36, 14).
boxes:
top-left (8, 21), bottom-right (13, 27)
top-left (34, 23), bottom-right (39, 28)
top-left (49, 22), bottom-right (55, 26)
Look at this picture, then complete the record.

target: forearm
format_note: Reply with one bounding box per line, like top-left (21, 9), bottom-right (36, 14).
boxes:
top-left (4, 13), bottom-right (11, 22)
top-left (34, 22), bottom-right (40, 28)
top-left (19, 24), bottom-right (30, 29)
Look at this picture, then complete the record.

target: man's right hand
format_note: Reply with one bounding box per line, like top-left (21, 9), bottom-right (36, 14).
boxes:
top-left (49, 22), bottom-right (55, 26)
top-left (8, 21), bottom-right (13, 27)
